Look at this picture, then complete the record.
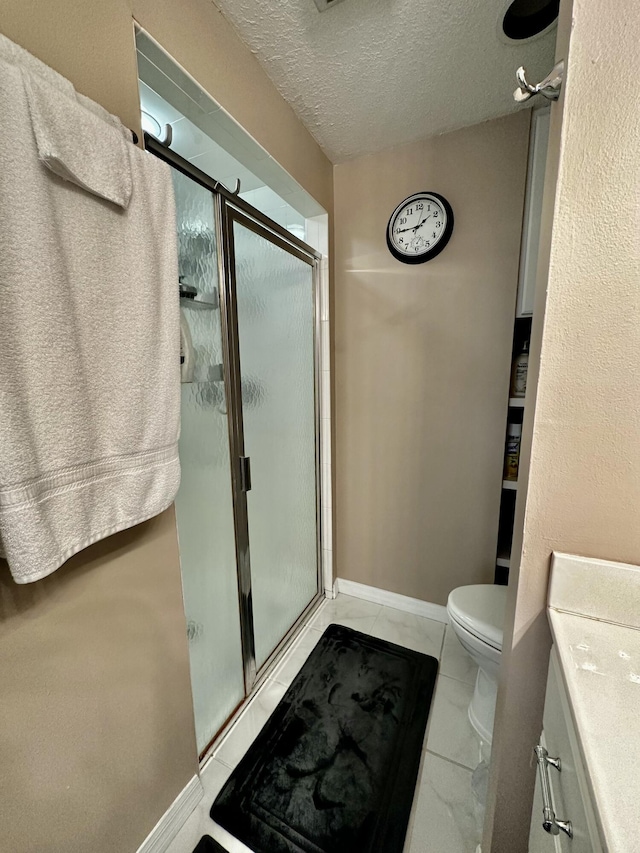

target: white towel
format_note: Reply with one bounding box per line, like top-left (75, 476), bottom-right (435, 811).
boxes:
top-left (0, 34), bottom-right (181, 583)
top-left (22, 70), bottom-right (133, 208)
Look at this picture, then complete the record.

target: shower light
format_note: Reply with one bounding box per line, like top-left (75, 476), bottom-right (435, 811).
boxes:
top-left (141, 110), bottom-right (162, 138)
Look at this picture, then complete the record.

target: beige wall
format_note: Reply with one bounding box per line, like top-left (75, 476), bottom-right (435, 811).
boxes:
top-left (0, 3), bottom-right (333, 852)
top-left (485, 0), bottom-right (640, 849)
top-left (333, 113), bottom-right (530, 604)
top-left (0, 512), bottom-right (196, 852)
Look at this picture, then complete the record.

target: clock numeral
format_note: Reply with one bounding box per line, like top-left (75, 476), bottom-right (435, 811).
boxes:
top-left (432, 232), bottom-right (436, 239)
top-left (436, 221), bottom-right (442, 228)
top-left (399, 237), bottom-right (404, 243)
top-left (433, 210), bottom-right (438, 217)
top-left (426, 241), bottom-right (430, 247)
top-left (416, 202), bottom-right (424, 210)
top-left (427, 204), bottom-right (431, 211)
top-left (399, 217), bottom-right (407, 225)
top-left (406, 207), bottom-right (413, 214)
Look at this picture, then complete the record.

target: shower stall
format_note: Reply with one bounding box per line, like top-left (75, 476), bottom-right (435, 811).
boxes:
top-left (154, 139), bottom-right (323, 755)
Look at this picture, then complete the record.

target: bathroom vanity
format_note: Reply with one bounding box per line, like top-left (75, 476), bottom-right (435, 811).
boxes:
top-left (529, 553), bottom-right (640, 852)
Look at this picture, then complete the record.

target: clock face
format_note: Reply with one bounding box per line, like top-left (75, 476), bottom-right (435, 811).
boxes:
top-left (386, 191), bottom-right (454, 264)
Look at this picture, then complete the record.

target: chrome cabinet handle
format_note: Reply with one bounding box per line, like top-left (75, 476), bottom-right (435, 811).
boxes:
top-left (534, 745), bottom-right (574, 839)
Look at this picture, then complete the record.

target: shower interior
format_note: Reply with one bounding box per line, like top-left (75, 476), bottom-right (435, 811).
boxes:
top-left (136, 31), bottom-right (328, 756)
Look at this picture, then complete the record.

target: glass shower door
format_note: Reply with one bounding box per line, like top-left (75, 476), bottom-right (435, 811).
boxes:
top-left (157, 142), bottom-right (322, 755)
top-left (172, 171), bottom-right (245, 753)
top-left (231, 215), bottom-right (319, 670)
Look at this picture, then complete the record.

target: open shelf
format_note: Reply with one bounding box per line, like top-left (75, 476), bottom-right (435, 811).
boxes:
top-left (495, 115), bottom-right (542, 586)
top-left (181, 294), bottom-right (219, 310)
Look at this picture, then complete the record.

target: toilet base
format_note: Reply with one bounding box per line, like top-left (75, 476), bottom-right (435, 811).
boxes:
top-left (468, 667), bottom-right (497, 744)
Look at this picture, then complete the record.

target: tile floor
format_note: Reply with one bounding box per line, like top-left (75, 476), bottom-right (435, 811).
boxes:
top-left (166, 593), bottom-right (485, 853)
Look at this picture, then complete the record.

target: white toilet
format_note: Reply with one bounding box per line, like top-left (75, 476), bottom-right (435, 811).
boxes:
top-left (446, 584), bottom-right (507, 744)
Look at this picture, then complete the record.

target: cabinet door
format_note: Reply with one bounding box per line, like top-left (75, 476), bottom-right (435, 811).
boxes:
top-left (516, 108), bottom-right (551, 317)
top-left (540, 650), bottom-right (603, 853)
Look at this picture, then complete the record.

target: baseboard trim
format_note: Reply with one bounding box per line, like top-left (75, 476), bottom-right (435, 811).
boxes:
top-left (335, 578), bottom-right (449, 623)
top-left (136, 773), bottom-right (203, 853)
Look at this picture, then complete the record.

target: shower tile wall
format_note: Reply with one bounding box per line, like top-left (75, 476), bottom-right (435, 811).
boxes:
top-left (239, 186), bottom-right (306, 241)
top-left (318, 256), bottom-right (332, 594)
top-left (137, 79), bottom-right (309, 243)
top-left (306, 217), bottom-right (331, 581)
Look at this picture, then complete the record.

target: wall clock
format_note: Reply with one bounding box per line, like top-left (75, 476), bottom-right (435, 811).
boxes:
top-left (386, 191), bottom-right (454, 264)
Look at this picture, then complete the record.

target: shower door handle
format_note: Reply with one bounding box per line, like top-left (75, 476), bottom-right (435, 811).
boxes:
top-left (240, 456), bottom-right (252, 492)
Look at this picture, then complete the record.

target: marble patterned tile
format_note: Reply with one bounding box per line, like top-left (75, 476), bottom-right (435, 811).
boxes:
top-left (167, 594), bottom-right (484, 853)
top-left (206, 823), bottom-right (254, 853)
top-left (213, 678), bottom-right (288, 769)
top-left (308, 593), bottom-right (381, 633)
top-left (439, 625), bottom-right (479, 686)
top-left (270, 625), bottom-right (323, 687)
top-left (425, 675), bottom-right (482, 770)
top-left (164, 758), bottom-right (256, 853)
top-left (404, 752), bottom-right (482, 853)
top-left (368, 606), bottom-right (446, 657)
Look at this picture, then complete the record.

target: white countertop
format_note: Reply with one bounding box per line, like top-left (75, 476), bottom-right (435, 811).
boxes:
top-left (548, 553), bottom-right (640, 853)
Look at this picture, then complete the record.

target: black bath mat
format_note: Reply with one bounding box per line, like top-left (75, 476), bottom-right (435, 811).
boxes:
top-left (210, 623), bottom-right (438, 853)
top-left (193, 836), bottom-right (227, 852)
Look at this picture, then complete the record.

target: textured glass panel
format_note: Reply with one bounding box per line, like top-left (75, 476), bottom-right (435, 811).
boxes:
top-left (172, 170), bottom-right (244, 752)
top-left (233, 222), bottom-right (318, 669)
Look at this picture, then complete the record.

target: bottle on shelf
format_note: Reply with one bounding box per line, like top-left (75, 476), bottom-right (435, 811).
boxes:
top-left (504, 423), bottom-right (521, 481)
top-left (510, 339), bottom-right (529, 398)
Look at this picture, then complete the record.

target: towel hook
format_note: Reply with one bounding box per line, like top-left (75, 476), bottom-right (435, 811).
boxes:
top-left (156, 123), bottom-right (173, 147)
top-left (213, 177), bottom-right (242, 196)
top-left (141, 111), bottom-right (173, 147)
top-left (514, 60), bottom-right (564, 103)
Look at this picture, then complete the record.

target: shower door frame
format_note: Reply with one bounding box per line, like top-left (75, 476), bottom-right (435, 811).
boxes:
top-left (144, 134), bottom-right (324, 729)
top-left (217, 198), bottom-right (323, 692)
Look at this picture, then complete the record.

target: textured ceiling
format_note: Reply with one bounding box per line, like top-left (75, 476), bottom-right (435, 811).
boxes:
top-left (209, 0), bottom-right (557, 162)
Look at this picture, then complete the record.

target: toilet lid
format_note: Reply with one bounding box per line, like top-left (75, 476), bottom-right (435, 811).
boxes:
top-left (447, 584), bottom-right (507, 650)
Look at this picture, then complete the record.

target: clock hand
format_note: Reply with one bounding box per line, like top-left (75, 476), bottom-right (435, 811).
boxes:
top-left (395, 213), bottom-right (433, 235)
top-left (396, 216), bottom-right (431, 233)
top-left (413, 214), bottom-right (433, 230)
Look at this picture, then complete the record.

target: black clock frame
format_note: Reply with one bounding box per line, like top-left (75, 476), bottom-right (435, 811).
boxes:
top-left (386, 191), bottom-right (454, 264)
